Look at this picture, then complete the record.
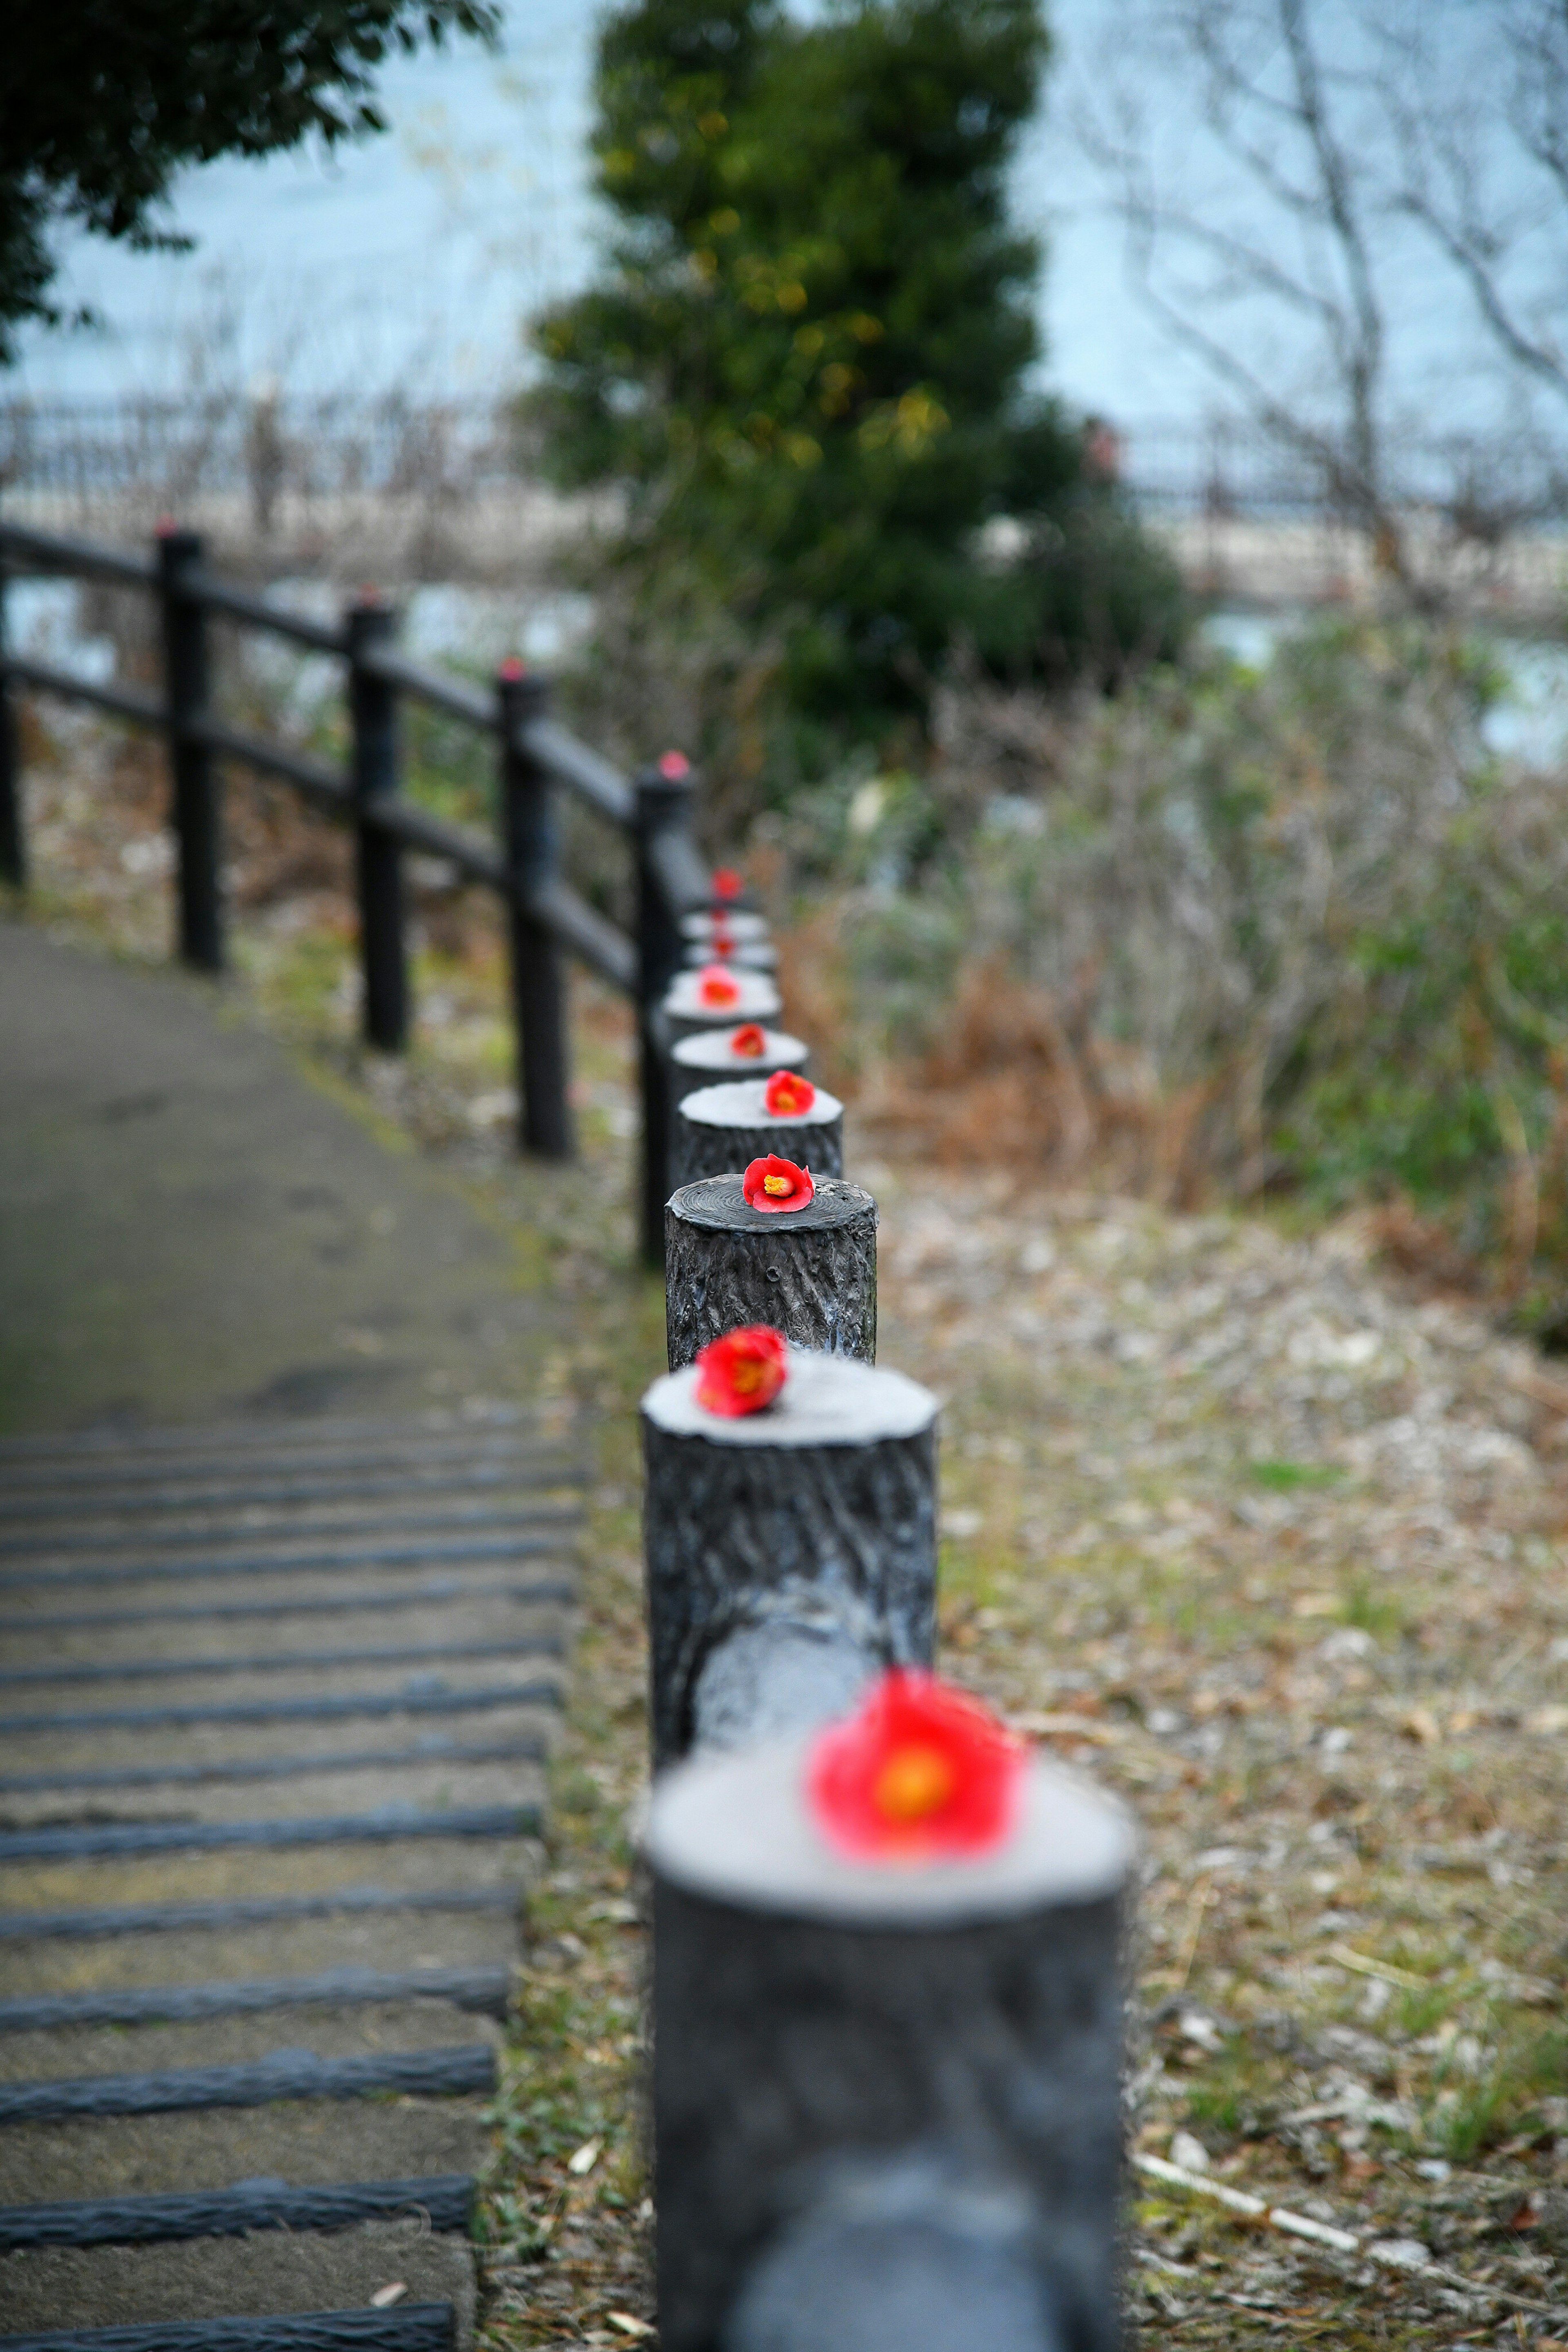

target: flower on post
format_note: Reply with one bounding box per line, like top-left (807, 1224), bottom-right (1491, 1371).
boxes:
top-left (730, 1023), bottom-right (766, 1057)
top-left (808, 1670), bottom-right (1025, 1862)
top-left (694, 1324), bottom-right (788, 1417)
top-left (764, 1068), bottom-right (815, 1117)
top-left (697, 963), bottom-right (741, 1008)
top-left (711, 929), bottom-right (737, 958)
top-left (712, 867), bottom-right (743, 902)
top-left (742, 1154), bottom-right (814, 1213)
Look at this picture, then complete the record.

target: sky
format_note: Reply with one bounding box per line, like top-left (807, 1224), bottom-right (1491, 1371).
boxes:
top-left (4, 0), bottom-right (1547, 441)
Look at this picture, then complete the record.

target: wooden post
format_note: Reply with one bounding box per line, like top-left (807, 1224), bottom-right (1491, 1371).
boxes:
top-left (641, 1348), bottom-right (937, 1767)
top-left (681, 910), bottom-right (769, 947)
top-left (635, 758), bottom-right (697, 1261)
top-left (346, 596), bottom-right (408, 1052)
top-left (647, 1737), bottom-right (1132, 2352)
top-left (662, 966), bottom-right (782, 1045)
top-left (0, 560), bottom-right (22, 890)
top-left (499, 663), bottom-right (573, 1158)
top-left (681, 937), bottom-right (780, 972)
top-left (673, 1078), bottom-right (844, 1189)
top-left (157, 526), bottom-right (221, 973)
top-left (670, 1027), bottom-right (811, 1109)
top-left (665, 1175), bottom-right (877, 1370)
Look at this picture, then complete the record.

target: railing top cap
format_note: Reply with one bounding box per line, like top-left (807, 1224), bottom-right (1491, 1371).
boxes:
top-left (643, 1343), bottom-right (931, 1448)
top-left (664, 969), bottom-right (782, 1021)
top-left (668, 1173), bottom-right (873, 1235)
top-left (672, 1026), bottom-right (809, 1071)
top-left (679, 1078), bottom-right (842, 1129)
top-left (646, 1732), bottom-right (1134, 1924)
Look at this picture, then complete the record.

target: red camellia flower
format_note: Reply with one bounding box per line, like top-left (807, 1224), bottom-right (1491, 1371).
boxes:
top-left (742, 1153), bottom-right (814, 1213)
top-left (808, 1670), bottom-right (1025, 1862)
top-left (730, 1023), bottom-right (766, 1057)
top-left (711, 930), bottom-right (737, 959)
top-left (697, 963), bottom-right (742, 1008)
top-left (712, 867), bottom-right (743, 902)
top-left (694, 1324), bottom-right (788, 1417)
top-left (764, 1068), bottom-right (816, 1118)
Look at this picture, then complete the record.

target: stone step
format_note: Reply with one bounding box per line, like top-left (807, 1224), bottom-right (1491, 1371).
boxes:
top-left (0, 1594), bottom-right (572, 1672)
top-left (0, 1765), bottom-right (546, 1837)
top-left (0, 1459), bottom-right (585, 1529)
top-left (0, 1703), bottom-right (557, 1784)
top-left (0, 1569), bottom-right (577, 1630)
top-left (0, 1999), bottom-right (500, 2088)
top-left (0, 2221), bottom-right (473, 2341)
top-left (0, 1433), bottom-right (570, 1496)
top-left (0, 1899), bottom-right (519, 2001)
top-left (0, 1967), bottom-right (512, 2035)
top-left (0, 1522), bottom-right (578, 1585)
top-left (0, 2173), bottom-right (474, 2249)
top-left (3, 1830), bottom-right (541, 1917)
top-left (0, 1402), bottom-right (560, 1465)
top-left (0, 2095), bottom-right (490, 2204)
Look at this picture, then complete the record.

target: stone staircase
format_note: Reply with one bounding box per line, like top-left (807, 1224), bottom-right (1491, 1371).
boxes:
top-left (0, 1409), bottom-right (582, 2350)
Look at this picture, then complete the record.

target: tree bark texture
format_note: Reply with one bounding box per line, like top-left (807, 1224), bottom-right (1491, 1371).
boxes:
top-left (640, 1352), bottom-right (935, 1768)
top-left (673, 1080), bottom-right (844, 1190)
top-left (670, 1029), bottom-right (811, 1110)
top-left (664, 1176), bottom-right (876, 1370)
top-left (663, 968), bottom-right (782, 1045)
top-left (646, 1741), bottom-right (1131, 2352)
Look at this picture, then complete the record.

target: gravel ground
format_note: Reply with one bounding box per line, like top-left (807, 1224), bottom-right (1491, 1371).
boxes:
top-left (10, 747), bottom-right (1568, 2346)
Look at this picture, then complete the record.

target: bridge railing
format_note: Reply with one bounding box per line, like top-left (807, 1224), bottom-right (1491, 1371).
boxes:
top-left (0, 517), bottom-right (712, 1260)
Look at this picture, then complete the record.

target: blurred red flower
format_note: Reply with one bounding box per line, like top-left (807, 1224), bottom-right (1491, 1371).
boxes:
top-left (694, 1324), bottom-right (788, 1417)
top-left (808, 1670), bottom-right (1024, 1861)
top-left (697, 964), bottom-right (742, 1008)
top-left (742, 1153), bottom-right (813, 1213)
top-left (712, 867), bottom-right (743, 901)
top-left (730, 1023), bottom-right (766, 1057)
top-left (764, 1069), bottom-right (815, 1117)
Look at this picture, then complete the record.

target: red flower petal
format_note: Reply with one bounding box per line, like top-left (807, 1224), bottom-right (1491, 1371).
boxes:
top-left (712, 867), bottom-right (743, 901)
top-left (764, 1068), bottom-right (816, 1118)
top-left (730, 1023), bottom-right (766, 1057)
top-left (693, 1324), bottom-right (788, 1417)
top-left (741, 1154), bottom-right (814, 1213)
top-left (808, 1670), bottom-right (1025, 1862)
top-left (697, 963), bottom-right (742, 1008)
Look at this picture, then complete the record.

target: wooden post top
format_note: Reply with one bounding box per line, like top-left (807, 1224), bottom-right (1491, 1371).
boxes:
top-left (667, 1172), bottom-right (873, 1233)
top-left (671, 1026), bottom-right (810, 1077)
top-left (679, 1077), bottom-right (843, 1130)
top-left (646, 1733), bottom-right (1135, 1927)
top-left (680, 910), bottom-right (770, 942)
top-left (643, 1344), bottom-right (932, 1449)
top-left (663, 969), bottom-right (782, 1024)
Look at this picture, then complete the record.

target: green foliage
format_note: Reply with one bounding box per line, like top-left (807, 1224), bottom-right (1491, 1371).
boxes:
top-left (0, 0), bottom-right (498, 359)
top-left (530, 0), bottom-right (1185, 759)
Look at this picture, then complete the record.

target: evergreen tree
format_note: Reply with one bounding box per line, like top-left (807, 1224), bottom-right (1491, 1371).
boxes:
top-left (530, 0), bottom-right (1184, 754)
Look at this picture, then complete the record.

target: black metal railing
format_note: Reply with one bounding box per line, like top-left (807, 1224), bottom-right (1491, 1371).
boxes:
top-left (0, 518), bottom-right (712, 1260)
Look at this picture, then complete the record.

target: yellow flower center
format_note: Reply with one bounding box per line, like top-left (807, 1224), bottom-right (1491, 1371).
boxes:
top-left (872, 1743), bottom-right (955, 1823)
top-left (763, 1173), bottom-right (792, 1196)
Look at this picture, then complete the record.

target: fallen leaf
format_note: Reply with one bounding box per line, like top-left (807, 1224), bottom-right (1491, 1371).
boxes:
top-left (607, 2315), bottom-right (655, 2339)
top-left (1401, 1707), bottom-right (1441, 1745)
top-left (369, 2285), bottom-right (406, 2310)
top-left (568, 2137), bottom-right (603, 2176)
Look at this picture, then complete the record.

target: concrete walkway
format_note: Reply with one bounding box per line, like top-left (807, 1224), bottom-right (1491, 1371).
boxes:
top-left (0, 920), bottom-right (564, 1435)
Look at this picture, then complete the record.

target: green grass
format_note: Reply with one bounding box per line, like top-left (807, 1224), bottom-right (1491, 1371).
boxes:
top-left (1247, 1459), bottom-right (1347, 1491)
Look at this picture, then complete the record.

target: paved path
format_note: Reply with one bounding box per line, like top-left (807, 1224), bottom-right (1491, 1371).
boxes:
top-left (0, 920), bottom-right (560, 1435)
top-left (0, 921), bottom-right (584, 2350)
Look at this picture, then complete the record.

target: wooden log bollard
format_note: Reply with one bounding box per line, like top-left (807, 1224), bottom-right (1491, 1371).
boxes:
top-left (682, 910), bottom-right (769, 945)
top-left (664, 966), bottom-right (783, 1045)
top-left (647, 1732), bottom-right (1132, 2352)
top-left (665, 1174), bottom-right (876, 1369)
top-left (673, 1077), bottom-right (844, 1189)
top-left (671, 1026), bottom-right (811, 1108)
top-left (682, 938), bottom-right (780, 972)
top-left (641, 1349), bottom-right (936, 1766)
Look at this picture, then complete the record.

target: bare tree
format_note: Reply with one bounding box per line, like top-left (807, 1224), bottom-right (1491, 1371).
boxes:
top-left (1077, 0), bottom-right (1568, 600)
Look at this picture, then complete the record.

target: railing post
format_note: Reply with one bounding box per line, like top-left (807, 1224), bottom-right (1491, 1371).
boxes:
top-left (346, 595), bottom-right (409, 1053)
top-left (0, 560), bottom-right (23, 890)
top-left (156, 525), bottom-right (221, 972)
top-left (635, 754), bottom-right (696, 1264)
top-left (498, 661), bottom-right (573, 1159)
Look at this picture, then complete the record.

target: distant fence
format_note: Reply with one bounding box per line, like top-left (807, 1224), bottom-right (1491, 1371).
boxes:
top-left (0, 517), bottom-right (709, 1260)
top-left (7, 396), bottom-right (1568, 539)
